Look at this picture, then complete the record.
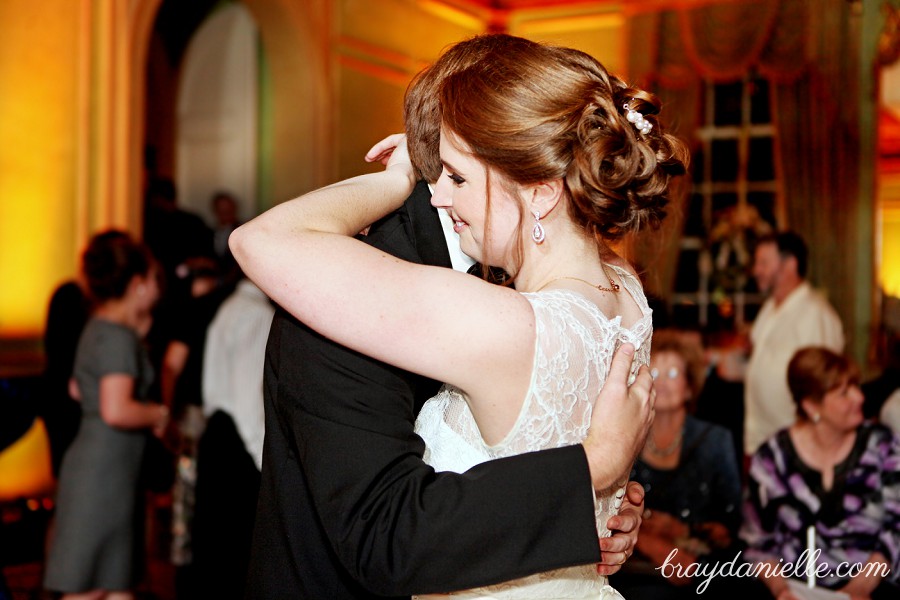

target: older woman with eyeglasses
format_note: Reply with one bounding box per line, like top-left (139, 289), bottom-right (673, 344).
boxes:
top-left (611, 329), bottom-right (743, 599)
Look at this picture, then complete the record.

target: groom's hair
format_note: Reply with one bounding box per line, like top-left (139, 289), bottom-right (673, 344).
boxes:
top-left (404, 34), bottom-right (535, 183)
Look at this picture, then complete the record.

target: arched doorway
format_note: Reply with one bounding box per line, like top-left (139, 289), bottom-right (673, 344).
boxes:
top-left (175, 3), bottom-right (260, 225)
top-left (133, 0), bottom-right (334, 230)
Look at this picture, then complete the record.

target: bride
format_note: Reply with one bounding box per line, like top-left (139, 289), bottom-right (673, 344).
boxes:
top-left (232, 34), bottom-right (687, 599)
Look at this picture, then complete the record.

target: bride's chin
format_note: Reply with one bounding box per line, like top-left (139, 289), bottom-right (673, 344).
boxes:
top-left (460, 240), bottom-right (483, 262)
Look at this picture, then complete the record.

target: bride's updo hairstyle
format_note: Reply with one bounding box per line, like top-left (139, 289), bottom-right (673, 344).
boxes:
top-left (405, 34), bottom-right (540, 184)
top-left (433, 34), bottom-right (688, 245)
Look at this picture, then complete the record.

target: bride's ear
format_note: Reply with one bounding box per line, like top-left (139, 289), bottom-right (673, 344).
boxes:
top-left (527, 179), bottom-right (564, 218)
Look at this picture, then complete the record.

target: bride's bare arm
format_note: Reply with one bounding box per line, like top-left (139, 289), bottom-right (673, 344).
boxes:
top-left (230, 137), bottom-right (535, 445)
top-left (233, 134), bottom-right (652, 496)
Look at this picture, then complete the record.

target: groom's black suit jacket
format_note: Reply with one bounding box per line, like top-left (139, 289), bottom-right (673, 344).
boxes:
top-left (246, 182), bottom-right (601, 599)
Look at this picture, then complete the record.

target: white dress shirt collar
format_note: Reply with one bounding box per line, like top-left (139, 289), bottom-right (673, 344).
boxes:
top-left (428, 183), bottom-right (476, 273)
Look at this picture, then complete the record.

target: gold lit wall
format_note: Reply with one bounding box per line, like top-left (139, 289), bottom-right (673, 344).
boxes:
top-left (0, 0), bottom-right (81, 337)
top-left (0, 0), bottom-right (629, 350)
top-left (883, 199), bottom-right (900, 298)
top-left (334, 0), bottom-right (624, 182)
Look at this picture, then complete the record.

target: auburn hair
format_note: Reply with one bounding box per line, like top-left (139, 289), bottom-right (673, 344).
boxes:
top-left (405, 34), bottom-right (688, 274)
top-left (787, 347), bottom-right (860, 421)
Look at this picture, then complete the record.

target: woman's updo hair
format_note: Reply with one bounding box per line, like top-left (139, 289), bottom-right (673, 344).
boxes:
top-left (787, 347), bottom-right (860, 421)
top-left (434, 34), bottom-right (688, 241)
top-left (81, 230), bottom-right (154, 302)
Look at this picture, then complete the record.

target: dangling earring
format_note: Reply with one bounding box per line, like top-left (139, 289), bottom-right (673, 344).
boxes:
top-left (531, 211), bottom-right (545, 244)
top-left (811, 412), bottom-right (821, 424)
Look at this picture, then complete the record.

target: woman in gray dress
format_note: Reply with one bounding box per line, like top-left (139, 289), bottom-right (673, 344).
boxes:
top-left (44, 231), bottom-right (171, 600)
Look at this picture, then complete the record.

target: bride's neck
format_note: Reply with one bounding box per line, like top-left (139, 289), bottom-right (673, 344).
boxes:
top-left (515, 221), bottom-right (610, 292)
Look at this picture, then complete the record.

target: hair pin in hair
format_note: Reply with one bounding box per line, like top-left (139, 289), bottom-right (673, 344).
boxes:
top-left (623, 101), bottom-right (652, 135)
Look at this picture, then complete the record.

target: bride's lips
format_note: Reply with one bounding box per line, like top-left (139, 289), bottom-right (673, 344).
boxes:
top-left (449, 212), bottom-right (467, 233)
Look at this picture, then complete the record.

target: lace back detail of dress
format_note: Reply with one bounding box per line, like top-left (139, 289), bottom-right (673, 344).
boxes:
top-left (414, 275), bottom-right (652, 599)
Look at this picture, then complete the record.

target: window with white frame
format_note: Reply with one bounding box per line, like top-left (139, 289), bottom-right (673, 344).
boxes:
top-left (670, 75), bottom-right (781, 331)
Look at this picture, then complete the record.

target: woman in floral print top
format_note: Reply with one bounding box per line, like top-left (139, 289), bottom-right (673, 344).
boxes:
top-left (740, 347), bottom-right (900, 600)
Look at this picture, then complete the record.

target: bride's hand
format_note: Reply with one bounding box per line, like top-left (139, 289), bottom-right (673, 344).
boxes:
top-left (365, 133), bottom-right (402, 165)
top-left (366, 133), bottom-right (413, 174)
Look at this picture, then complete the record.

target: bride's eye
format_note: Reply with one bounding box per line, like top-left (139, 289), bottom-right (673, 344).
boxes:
top-left (447, 173), bottom-right (466, 186)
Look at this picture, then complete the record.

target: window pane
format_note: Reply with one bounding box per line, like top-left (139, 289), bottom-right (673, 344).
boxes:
top-left (672, 304), bottom-right (699, 329)
top-left (712, 192), bottom-right (738, 213)
top-left (747, 137), bottom-right (774, 181)
top-left (748, 191), bottom-right (777, 227)
top-left (711, 139), bottom-right (738, 181)
top-left (684, 193), bottom-right (706, 236)
top-left (692, 146), bottom-right (705, 183)
top-left (750, 78), bottom-right (771, 124)
top-left (713, 81), bottom-right (743, 126)
top-left (674, 249), bottom-right (700, 292)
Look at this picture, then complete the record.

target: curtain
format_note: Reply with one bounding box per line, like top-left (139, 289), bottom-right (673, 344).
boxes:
top-left (628, 0), bottom-right (862, 342)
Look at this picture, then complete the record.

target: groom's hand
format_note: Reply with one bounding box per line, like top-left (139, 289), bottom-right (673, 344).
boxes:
top-left (582, 344), bottom-right (655, 493)
top-left (597, 481), bottom-right (645, 576)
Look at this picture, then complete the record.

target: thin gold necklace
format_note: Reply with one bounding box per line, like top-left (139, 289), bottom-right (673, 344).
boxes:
top-left (535, 263), bottom-right (620, 293)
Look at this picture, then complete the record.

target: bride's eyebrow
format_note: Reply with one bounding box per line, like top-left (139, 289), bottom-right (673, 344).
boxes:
top-left (441, 159), bottom-right (464, 176)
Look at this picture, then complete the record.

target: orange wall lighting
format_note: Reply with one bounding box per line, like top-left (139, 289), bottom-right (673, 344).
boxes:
top-left (0, 0), bottom-right (81, 337)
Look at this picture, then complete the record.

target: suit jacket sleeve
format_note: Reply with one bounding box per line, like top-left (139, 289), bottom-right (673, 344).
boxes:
top-left (262, 183), bottom-right (601, 596)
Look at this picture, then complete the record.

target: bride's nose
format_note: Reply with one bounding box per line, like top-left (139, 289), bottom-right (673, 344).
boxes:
top-left (430, 174), bottom-right (452, 209)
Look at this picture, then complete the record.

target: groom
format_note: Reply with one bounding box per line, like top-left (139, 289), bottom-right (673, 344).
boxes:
top-left (245, 36), bottom-right (652, 600)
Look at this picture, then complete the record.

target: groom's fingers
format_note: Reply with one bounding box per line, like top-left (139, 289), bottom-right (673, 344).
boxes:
top-left (624, 480), bottom-right (645, 507)
top-left (596, 548), bottom-right (628, 577)
top-left (629, 364), bottom-right (653, 406)
top-left (599, 535), bottom-right (629, 554)
top-left (589, 343), bottom-right (633, 415)
top-left (606, 343), bottom-right (635, 390)
top-left (605, 510), bottom-right (639, 536)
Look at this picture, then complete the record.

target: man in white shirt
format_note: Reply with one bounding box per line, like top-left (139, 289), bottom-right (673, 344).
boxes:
top-left (201, 278), bottom-right (274, 469)
top-left (744, 231), bottom-right (844, 455)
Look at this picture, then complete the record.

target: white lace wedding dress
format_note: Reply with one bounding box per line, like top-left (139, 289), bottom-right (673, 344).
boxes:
top-left (413, 264), bottom-right (652, 599)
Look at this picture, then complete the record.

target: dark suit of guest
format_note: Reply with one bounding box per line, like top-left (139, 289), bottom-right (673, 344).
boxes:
top-left (246, 182), bottom-right (602, 599)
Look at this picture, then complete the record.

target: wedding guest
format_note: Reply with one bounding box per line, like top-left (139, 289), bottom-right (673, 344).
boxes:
top-left (612, 329), bottom-right (742, 599)
top-left (159, 258), bottom-right (230, 597)
top-left (741, 347), bottom-right (900, 599)
top-left (191, 277), bottom-right (274, 599)
top-left (39, 232), bottom-right (133, 476)
top-left (744, 231), bottom-right (844, 455)
top-left (43, 231), bottom-right (170, 600)
top-left (143, 178), bottom-right (213, 282)
top-left (210, 191), bottom-right (241, 273)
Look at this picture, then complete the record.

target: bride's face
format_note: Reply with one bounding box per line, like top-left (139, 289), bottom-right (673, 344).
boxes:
top-left (430, 128), bottom-right (522, 268)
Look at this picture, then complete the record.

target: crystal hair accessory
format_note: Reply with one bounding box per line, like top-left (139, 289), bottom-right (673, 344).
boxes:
top-left (623, 101), bottom-right (652, 135)
top-left (531, 211), bottom-right (546, 244)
